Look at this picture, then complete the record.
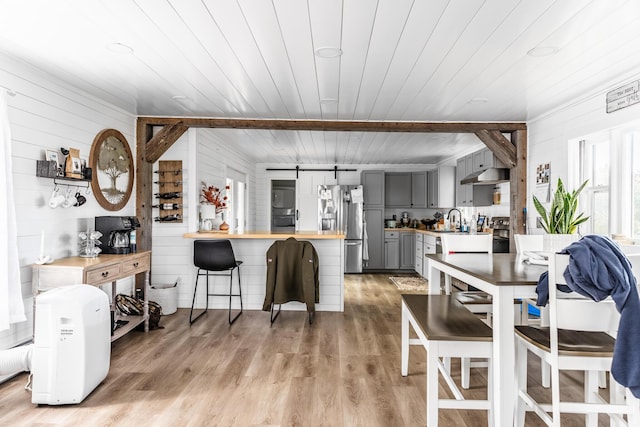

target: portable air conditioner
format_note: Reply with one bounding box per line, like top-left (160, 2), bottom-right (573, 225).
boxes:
top-left (31, 285), bottom-right (111, 405)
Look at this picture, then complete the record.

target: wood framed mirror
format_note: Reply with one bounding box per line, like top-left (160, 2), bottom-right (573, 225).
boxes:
top-left (89, 128), bottom-right (134, 211)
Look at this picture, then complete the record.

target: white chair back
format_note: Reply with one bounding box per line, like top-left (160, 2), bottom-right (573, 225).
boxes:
top-left (514, 234), bottom-right (543, 253)
top-left (440, 233), bottom-right (493, 255)
top-left (549, 254), bottom-right (619, 335)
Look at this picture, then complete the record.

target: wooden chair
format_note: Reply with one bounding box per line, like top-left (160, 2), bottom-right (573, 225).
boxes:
top-left (401, 294), bottom-right (493, 426)
top-left (514, 253), bottom-right (640, 426)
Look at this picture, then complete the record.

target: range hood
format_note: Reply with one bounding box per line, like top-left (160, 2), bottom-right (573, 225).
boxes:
top-left (460, 168), bottom-right (510, 185)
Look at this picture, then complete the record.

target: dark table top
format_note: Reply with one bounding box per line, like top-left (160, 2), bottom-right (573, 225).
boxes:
top-left (425, 253), bottom-right (548, 286)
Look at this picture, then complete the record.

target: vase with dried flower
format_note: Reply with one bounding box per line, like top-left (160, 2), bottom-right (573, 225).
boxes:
top-left (200, 182), bottom-right (230, 230)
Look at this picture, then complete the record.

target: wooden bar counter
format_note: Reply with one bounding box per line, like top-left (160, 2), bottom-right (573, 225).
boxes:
top-left (183, 230), bottom-right (345, 312)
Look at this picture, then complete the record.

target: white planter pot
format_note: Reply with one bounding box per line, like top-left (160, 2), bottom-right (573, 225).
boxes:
top-left (543, 233), bottom-right (579, 253)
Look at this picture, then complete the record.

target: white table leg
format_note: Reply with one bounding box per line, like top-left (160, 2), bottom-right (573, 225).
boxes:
top-left (492, 287), bottom-right (516, 427)
top-left (428, 261), bottom-right (441, 295)
top-left (401, 301), bottom-right (409, 376)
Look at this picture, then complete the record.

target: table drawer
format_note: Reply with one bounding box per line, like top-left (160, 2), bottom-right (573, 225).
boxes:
top-left (122, 253), bottom-right (151, 275)
top-left (86, 263), bottom-right (122, 285)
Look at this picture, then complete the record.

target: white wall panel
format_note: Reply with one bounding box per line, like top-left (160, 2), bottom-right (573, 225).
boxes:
top-left (0, 52), bottom-right (135, 350)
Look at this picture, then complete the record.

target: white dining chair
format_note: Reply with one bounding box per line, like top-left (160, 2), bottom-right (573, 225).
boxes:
top-left (513, 233), bottom-right (553, 388)
top-left (439, 233), bottom-right (494, 389)
top-left (514, 234), bottom-right (546, 325)
top-left (514, 253), bottom-right (640, 426)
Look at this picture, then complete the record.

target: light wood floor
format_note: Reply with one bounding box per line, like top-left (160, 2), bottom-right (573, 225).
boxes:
top-left (0, 274), bottom-right (614, 426)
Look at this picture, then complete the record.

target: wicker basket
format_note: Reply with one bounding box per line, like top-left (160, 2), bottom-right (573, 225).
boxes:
top-left (148, 283), bottom-right (178, 315)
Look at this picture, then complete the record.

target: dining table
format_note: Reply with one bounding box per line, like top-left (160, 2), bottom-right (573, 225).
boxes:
top-left (425, 252), bottom-right (548, 427)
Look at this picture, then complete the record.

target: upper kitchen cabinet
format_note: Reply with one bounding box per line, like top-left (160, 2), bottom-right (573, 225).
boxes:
top-left (385, 172), bottom-right (427, 208)
top-left (456, 156), bottom-right (473, 206)
top-left (456, 153), bottom-right (495, 207)
top-left (411, 171), bottom-right (428, 208)
top-left (472, 147), bottom-right (506, 172)
top-left (385, 173), bottom-right (412, 207)
top-left (361, 170), bottom-right (385, 208)
top-left (427, 166), bottom-right (455, 209)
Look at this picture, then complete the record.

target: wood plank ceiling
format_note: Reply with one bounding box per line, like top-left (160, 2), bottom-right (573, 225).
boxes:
top-left (1, 0), bottom-right (640, 164)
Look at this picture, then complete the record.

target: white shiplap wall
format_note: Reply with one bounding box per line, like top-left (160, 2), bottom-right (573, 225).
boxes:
top-left (1, 52), bottom-right (135, 350)
top-left (153, 128), bottom-right (257, 310)
top-left (526, 71), bottom-right (640, 233)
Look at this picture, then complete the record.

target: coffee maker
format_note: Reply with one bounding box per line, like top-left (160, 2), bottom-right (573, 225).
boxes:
top-left (95, 216), bottom-right (140, 254)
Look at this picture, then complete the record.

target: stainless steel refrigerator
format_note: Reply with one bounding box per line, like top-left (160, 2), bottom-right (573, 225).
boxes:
top-left (318, 185), bottom-right (364, 273)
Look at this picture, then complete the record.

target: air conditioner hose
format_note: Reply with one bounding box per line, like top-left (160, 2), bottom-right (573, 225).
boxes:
top-left (0, 344), bottom-right (33, 376)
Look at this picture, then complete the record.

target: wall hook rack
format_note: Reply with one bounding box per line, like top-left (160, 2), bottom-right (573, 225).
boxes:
top-left (53, 176), bottom-right (91, 190)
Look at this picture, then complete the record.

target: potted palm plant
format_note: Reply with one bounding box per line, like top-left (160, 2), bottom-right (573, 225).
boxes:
top-left (533, 178), bottom-right (589, 252)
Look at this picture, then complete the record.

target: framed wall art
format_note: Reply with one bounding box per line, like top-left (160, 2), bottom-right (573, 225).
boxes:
top-left (89, 128), bottom-right (134, 211)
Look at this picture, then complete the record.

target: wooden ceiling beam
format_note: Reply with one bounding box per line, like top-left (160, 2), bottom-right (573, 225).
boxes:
top-left (137, 116), bottom-right (526, 133)
top-left (474, 129), bottom-right (517, 168)
top-left (145, 122), bottom-right (189, 164)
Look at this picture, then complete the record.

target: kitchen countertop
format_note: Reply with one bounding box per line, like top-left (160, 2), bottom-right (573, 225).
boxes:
top-left (183, 230), bottom-right (345, 239)
top-left (384, 228), bottom-right (491, 237)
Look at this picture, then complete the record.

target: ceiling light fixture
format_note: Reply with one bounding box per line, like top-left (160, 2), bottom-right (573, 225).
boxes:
top-left (527, 46), bottom-right (560, 57)
top-left (468, 97), bottom-right (489, 104)
top-left (320, 98), bottom-right (338, 105)
top-left (106, 42), bottom-right (134, 55)
top-left (171, 95), bottom-right (188, 101)
top-left (314, 47), bottom-right (343, 58)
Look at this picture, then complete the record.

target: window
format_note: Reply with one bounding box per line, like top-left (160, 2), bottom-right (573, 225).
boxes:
top-left (580, 138), bottom-right (610, 235)
top-left (577, 120), bottom-right (640, 240)
top-left (631, 135), bottom-right (640, 237)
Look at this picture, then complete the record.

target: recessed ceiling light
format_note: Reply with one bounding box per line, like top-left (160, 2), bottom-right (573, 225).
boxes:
top-left (314, 47), bottom-right (343, 58)
top-left (320, 98), bottom-right (338, 105)
top-left (468, 97), bottom-right (489, 104)
top-left (171, 95), bottom-right (188, 101)
top-left (527, 46), bottom-right (560, 57)
top-left (106, 42), bottom-right (134, 55)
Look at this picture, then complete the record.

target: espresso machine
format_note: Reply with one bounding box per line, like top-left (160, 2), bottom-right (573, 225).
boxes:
top-left (95, 216), bottom-right (140, 254)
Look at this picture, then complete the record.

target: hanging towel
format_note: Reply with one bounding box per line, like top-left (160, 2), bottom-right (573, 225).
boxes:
top-left (536, 235), bottom-right (640, 398)
top-left (362, 211), bottom-right (369, 266)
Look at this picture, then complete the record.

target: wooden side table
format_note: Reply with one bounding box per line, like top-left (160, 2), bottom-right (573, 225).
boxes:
top-left (32, 251), bottom-right (151, 341)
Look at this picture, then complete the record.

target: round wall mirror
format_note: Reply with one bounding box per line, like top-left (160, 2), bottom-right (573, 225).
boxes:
top-left (89, 129), bottom-right (134, 211)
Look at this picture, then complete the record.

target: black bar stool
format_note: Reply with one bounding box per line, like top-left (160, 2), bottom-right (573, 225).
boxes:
top-left (189, 239), bottom-right (243, 325)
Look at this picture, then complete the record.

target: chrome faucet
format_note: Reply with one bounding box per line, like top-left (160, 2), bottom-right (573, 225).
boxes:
top-left (447, 208), bottom-right (463, 230)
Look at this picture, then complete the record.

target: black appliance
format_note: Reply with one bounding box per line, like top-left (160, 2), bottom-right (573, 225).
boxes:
top-left (95, 216), bottom-right (140, 254)
top-left (491, 216), bottom-right (510, 253)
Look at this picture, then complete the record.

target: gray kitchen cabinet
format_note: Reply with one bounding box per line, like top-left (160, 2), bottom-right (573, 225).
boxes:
top-left (414, 233), bottom-right (423, 275)
top-left (472, 147), bottom-right (505, 172)
top-left (385, 171), bottom-right (428, 208)
top-left (384, 230), bottom-right (400, 269)
top-left (411, 171), bottom-right (428, 208)
top-left (362, 170), bottom-right (385, 208)
top-left (364, 208), bottom-right (384, 270)
top-left (456, 156), bottom-right (472, 206)
top-left (427, 166), bottom-right (455, 208)
top-left (400, 232), bottom-right (415, 269)
top-left (385, 173), bottom-right (412, 207)
top-left (456, 154), bottom-right (493, 207)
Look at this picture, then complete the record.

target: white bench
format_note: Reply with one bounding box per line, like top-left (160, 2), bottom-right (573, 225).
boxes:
top-left (401, 294), bottom-right (494, 426)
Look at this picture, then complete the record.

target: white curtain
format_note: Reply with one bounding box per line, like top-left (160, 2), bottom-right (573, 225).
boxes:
top-left (0, 90), bottom-right (25, 331)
